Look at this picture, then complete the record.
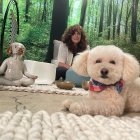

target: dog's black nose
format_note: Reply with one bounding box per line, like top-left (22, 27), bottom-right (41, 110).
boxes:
top-left (101, 68), bottom-right (108, 76)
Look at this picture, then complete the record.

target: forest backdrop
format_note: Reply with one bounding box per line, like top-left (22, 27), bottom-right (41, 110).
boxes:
top-left (0, 0), bottom-right (140, 62)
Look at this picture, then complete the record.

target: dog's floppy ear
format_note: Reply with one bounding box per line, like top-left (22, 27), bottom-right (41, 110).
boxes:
top-left (123, 53), bottom-right (139, 82)
top-left (72, 50), bottom-right (89, 76)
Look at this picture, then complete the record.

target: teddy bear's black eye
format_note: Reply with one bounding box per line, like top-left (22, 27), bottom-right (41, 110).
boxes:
top-left (96, 59), bottom-right (102, 63)
top-left (110, 60), bottom-right (116, 64)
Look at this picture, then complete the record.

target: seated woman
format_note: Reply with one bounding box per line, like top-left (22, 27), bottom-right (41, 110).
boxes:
top-left (55, 24), bottom-right (90, 87)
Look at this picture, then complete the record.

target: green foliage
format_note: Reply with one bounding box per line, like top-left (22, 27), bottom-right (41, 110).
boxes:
top-left (0, 13), bottom-right (3, 30)
top-left (89, 35), bottom-right (140, 62)
top-left (1, 0), bottom-right (140, 63)
top-left (113, 36), bottom-right (140, 62)
top-left (1, 0), bottom-right (52, 62)
top-left (68, 0), bottom-right (82, 26)
top-left (24, 44), bottom-right (47, 61)
top-left (17, 23), bottom-right (50, 46)
top-left (16, 23), bottom-right (50, 61)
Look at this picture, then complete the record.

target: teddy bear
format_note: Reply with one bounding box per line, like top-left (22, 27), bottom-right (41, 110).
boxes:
top-left (0, 42), bottom-right (38, 86)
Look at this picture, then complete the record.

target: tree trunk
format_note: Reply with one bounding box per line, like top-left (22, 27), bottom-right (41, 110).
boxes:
top-left (0, 0), bottom-right (3, 64)
top-left (125, 4), bottom-right (131, 35)
top-left (25, 0), bottom-right (30, 22)
top-left (37, 0), bottom-right (42, 21)
top-left (42, 0), bottom-right (47, 22)
top-left (107, 0), bottom-right (112, 40)
top-left (98, 0), bottom-right (104, 37)
top-left (45, 0), bottom-right (69, 62)
top-left (85, 0), bottom-right (94, 33)
top-left (69, 0), bottom-right (74, 22)
top-left (131, 0), bottom-right (139, 43)
top-left (79, 0), bottom-right (87, 27)
top-left (112, 0), bottom-right (118, 39)
top-left (47, 0), bottom-right (53, 22)
top-left (116, 0), bottom-right (124, 36)
top-left (94, 4), bottom-right (98, 29)
top-left (0, 0), bottom-right (3, 14)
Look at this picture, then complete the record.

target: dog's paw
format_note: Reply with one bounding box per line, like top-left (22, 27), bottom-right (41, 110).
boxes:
top-left (69, 102), bottom-right (84, 116)
top-left (61, 99), bottom-right (74, 111)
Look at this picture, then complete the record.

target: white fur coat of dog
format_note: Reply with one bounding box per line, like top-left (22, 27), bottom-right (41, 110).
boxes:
top-left (62, 45), bottom-right (140, 116)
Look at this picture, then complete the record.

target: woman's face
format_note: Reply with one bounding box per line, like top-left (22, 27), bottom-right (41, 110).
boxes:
top-left (71, 31), bottom-right (81, 45)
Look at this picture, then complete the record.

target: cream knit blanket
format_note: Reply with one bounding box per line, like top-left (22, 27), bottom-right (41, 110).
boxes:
top-left (0, 84), bottom-right (88, 96)
top-left (0, 110), bottom-right (140, 140)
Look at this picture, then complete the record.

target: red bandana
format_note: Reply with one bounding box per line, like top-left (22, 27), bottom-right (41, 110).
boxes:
top-left (89, 79), bottom-right (124, 93)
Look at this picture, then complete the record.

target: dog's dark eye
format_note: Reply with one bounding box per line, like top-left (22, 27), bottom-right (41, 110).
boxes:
top-left (110, 60), bottom-right (116, 64)
top-left (96, 59), bottom-right (102, 63)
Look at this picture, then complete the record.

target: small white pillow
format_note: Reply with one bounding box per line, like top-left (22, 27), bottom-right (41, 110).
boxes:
top-left (51, 40), bottom-right (62, 66)
top-left (53, 40), bottom-right (62, 60)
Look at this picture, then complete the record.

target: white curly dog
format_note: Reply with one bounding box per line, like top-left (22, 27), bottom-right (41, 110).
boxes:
top-left (0, 42), bottom-right (37, 86)
top-left (62, 45), bottom-right (140, 116)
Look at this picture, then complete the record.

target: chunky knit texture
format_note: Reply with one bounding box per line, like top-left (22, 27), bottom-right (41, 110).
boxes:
top-left (0, 110), bottom-right (140, 140)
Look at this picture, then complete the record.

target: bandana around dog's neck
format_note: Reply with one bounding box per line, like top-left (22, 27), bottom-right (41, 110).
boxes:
top-left (89, 79), bottom-right (124, 93)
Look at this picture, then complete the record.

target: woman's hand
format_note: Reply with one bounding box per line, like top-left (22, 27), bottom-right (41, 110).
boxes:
top-left (58, 62), bottom-right (71, 69)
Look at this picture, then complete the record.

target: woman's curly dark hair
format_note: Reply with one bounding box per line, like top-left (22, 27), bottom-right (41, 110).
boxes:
top-left (61, 24), bottom-right (88, 55)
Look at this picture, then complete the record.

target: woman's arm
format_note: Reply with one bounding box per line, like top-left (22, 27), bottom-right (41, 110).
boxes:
top-left (58, 62), bottom-right (71, 69)
top-left (57, 43), bottom-right (71, 69)
top-left (0, 60), bottom-right (7, 74)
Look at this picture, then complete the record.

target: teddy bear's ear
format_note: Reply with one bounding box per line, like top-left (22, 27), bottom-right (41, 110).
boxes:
top-left (123, 53), bottom-right (139, 82)
top-left (72, 50), bottom-right (89, 76)
top-left (7, 45), bottom-right (12, 55)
